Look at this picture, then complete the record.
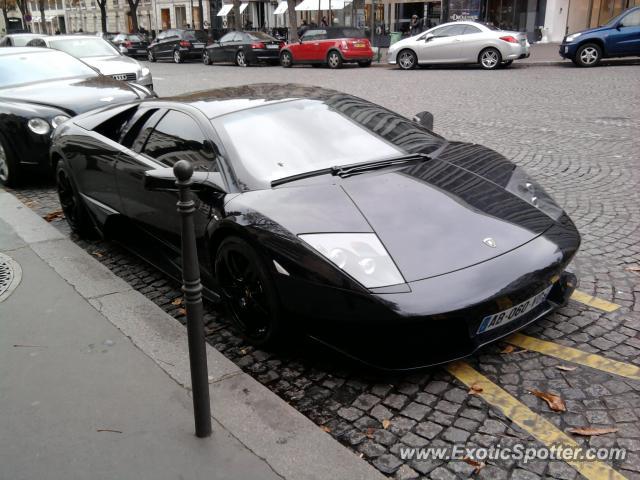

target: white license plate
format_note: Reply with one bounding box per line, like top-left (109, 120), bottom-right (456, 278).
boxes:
top-left (193, 43), bottom-right (204, 48)
top-left (137, 49), bottom-right (146, 53)
top-left (266, 44), bottom-right (279, 49)
top-left (565, 46), bottom-right (569, 53)
top-left (477, 286), bottom-right (552, 334)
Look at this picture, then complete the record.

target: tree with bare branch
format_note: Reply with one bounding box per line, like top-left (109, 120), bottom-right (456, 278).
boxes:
top-left (127, 0), bottom-right (140, 32)
top-left (287, 0), bottom-right (297, 41)
top-left (231, 0), bottom-right (240, 30)
top-left (96, 0), bottom-right (106, 32)
top-left (14, 0), bottom-right (29, 31)
top-left (37, 0), bottom-right (46, 34)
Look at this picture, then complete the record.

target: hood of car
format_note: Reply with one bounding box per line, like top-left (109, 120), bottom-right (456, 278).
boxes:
top-left (340, 159), bottom-right (554, 282)
top-left (82, 55), bottom-right (141, 76)
top-left (0, 76), bottom-right (144, 116)
top-left (566, 24), bottom-right (612, 38)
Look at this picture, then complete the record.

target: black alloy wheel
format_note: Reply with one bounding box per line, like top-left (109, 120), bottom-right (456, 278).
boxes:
top-left (56, 160), bottom-right (93, 237)
top-left (147, 49), bottom-right (156, 62)
top-left (203, 50), bottom-right (212, 65)
top-left (215, 236), bottom-right (282, 347)
top-left (173, 49), bottom-right (183, 63)
top-left (280, 50), bottom-right (293, 67)
top-left (235, 50), bottom-right (248, 67)
top-left (397, 49), bottom-right (417, 70)
top-left (326, 50), bottom-right (343, 69)
top-left (0, 135), bottom-right (19, 187)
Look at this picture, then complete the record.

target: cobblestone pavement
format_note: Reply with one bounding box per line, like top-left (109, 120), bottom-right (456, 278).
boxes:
top-left (5, 63), bottom-right (640, 479)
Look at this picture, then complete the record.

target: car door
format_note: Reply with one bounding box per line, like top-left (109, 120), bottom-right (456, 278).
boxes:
top-left (116, 108), bottom-right (219, 246)
top-left (458, 24), bottom-right (487, 62)
top-left (151, 31), bottom-right (166, 56)
top-left (213, 32), bottom-right (234, 62)
top-left (607, 9), bottom-right (640, 55)
top-left (311, 29), bottom-right (330, 61)
top-left (296, 30), bottom-right (321, 61)
top-left (160, 30), bottom-right (178, 58)
top-left (415, 25), bottom-right (465, 63)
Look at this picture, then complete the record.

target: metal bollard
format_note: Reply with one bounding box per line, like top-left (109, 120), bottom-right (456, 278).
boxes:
top-left (174, 159), bottom-right (212, 438)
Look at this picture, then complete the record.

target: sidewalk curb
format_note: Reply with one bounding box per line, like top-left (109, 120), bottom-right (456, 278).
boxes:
top-left (0, 190), bottom-right (386, 480)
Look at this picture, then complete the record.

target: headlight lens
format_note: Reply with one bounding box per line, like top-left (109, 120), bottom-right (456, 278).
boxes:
top-left (141, 67), bottom-right (150, 77)
top-left (299, 233), bottom-right (405, 288)
top-left (505, 167), bottom-right (564, 220)
top-left (27, 118), bottom-right (51, 135)
top-left (51, 115), bottom-right (70, 129)
top-left (565, 32), bottom-right (581, 42)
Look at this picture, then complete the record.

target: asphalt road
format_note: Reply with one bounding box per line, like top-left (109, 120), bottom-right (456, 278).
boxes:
top-left (8, 61), bottom-right (640, 480)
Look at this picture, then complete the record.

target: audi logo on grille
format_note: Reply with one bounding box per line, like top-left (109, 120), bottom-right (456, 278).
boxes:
top-left (112, 74), bottom-right (128, 81)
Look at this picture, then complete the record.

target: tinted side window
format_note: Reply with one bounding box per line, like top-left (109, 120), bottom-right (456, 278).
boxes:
top-left (142, 110), bottom-right (218, 172)
top-left (121, 108), bottom-right (160, 150)
top-left (219, 32), bottom-right (235, 42)
top-left (621, 10), bottom-right (640, 27)
top-left (464, 25), bottom-right (482, 34)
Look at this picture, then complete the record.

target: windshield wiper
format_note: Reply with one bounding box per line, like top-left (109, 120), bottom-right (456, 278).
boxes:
top-left (270, 153), bottom-right (430, 187)
top-left (330, 153), bottom-right (430, 178)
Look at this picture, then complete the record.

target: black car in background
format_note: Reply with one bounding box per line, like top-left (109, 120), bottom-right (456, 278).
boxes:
top-left (50, 84), bottom-right (580, 370)
top-left (112, 33), bottom-right (150, 57)
top-left (147, 29), bottom-right (207, 63)
top-left (0, 33), bottom-right (47, 47)
top-left (0, 47), bottom-right (154, 186)
top-left (203, 31), bottom-right (284, 66)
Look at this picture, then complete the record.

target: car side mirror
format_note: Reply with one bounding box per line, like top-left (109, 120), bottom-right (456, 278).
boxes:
top-left (424, 33), bottom-right (434, 42)
top-left (144, 167), bottom-right (226, 193)
top-left (413, 111), bottom-right (434, 130)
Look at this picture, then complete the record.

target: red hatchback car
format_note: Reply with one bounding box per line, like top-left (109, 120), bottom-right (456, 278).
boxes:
top-left (280, 27), bottom-right (373, 68)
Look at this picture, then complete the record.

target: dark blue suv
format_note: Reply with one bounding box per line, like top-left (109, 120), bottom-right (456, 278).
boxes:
top-left (560, 6), bottom-right (640, 67)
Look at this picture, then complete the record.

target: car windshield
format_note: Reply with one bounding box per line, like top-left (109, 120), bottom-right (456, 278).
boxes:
top-left (182, 30), bottom-right (207, 41)
top-left (48, 37), bottom-right (119, 57)
top-left (0, 50), bottom-right (97, 88)
top-left (128, 35), bottom-right (143, 42)
top-left (12, 35), bottom-right (42, 46)
top-left (247, 31), bottom-right (276, 41)
top-left (213, 98), bottom-right (445, 189)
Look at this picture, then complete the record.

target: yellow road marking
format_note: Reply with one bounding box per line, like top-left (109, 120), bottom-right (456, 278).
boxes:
top-left (506, 333), bottom-right (640, 381)
top-left (571, 290), bottom-right (620, 312)
top-left (446, 361), bottom-right (627, 480)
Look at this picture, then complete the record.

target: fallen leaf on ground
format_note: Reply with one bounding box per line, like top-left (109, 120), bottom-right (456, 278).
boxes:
top-left (365, 427), bottom-right (375, 438)
top-left (555, 365), bottom-right (577, 372)
top-left (463, 457), bottom-right (486, 474)
top-left (43, 210), bottom-right (63, 222)
top-left (171, 297), bottom-right (183, 306)
top-left (469, 383), bottom-right (484, 395)
top-left (501, 344), bottom-right (528, 354)
top-left (529, 389), bottom-right (566, 412)
top-left (382, 419), bottom-right (391, 429)
top-left (92, 251), bottom-right (103, 258)
top-left (625, 266), bottom-right (640, 272)
top-left (96, 428), bottom-right (122, 433)
top-left (177, 308), bottom-right (186, 316)
top-left (568, 427), bottom-right (618, 436)
top-left (320, 425), bottom-right (332, 433)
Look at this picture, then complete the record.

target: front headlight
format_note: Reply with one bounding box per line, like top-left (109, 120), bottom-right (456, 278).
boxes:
top-left (27, 118), bottom-right (51, 135)
top-left (299, 233), bottom-right (405, 288)
top-left (565, 32), bottom-right (581, 42)
top-left (141, 67), bottom-right (150, 77)
top-left (51, 115), bottom-right (70, 129)
top-left (505, 167), bottom-right (564, 220)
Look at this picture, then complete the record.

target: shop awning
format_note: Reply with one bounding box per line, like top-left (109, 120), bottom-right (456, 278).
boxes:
top-left (217, 3), bottom-right (249, 16)
top-left (274, 1), bottom-right (288, 14)
top-left (295, 0), bottom-right (351, 10)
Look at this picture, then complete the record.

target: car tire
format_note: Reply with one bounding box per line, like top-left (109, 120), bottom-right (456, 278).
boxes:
top-left (327, 50), bottom-right (343, 69)
top-left (235, 50), bottom-right (248, 67)
top-left (500, 60), bottom-right (513, 68)
top-left (215, 236), bottom-right (284, 348)
top-left (574, 43), bottom-right (602, 67)
top-left (358, 60), bottom-right (372, 67)
top-left (280, 50), bottom-right (293, 67)
top-left (479, 47), bottom-right (502, 70)
top-left (203, 50), bottom-right (212, 65)
top-left (0, 134), bottom-right (20, 187)
top-left (147, 49), bottom-right (156, 62)
top-left (397, 49), bottom-right (417, 70)
top-left (56, 159), bottom-right (93, 237)
top-left (173, 49), bottom-right (183, 64)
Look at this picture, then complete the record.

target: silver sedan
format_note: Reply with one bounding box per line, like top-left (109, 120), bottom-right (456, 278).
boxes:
top-left (388, 21), bottom-right (530, 70)
top-left (27, 35), bottom-right (154, 89)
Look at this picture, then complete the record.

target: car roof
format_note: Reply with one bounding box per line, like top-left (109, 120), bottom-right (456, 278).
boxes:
top-left (0, 46), bottom-right (51, 56)
top-left (45, 35), bottom-right (103, 40)
top-left (5, 33), bottom-right (47, 37)
top-left (152, 83), bottom-right (348, 119)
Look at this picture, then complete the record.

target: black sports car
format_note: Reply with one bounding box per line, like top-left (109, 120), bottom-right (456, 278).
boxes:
top-left (50, 84), bottom-right (580, 370)
top-left (202, 31), bottom-right (284, 67)
top-left (0, 47), bottom-right (154, 186)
